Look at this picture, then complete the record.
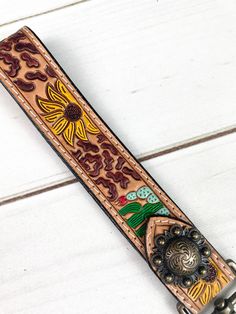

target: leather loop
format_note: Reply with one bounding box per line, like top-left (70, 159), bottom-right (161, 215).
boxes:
top-left (0, 26), bottom-right (234, 313)
top-left (145, 217), bottom-right (234, 313)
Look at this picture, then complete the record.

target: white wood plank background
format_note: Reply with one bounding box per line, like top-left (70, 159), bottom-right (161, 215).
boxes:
top-left (0, 1), bottom-right (236, 313)
top-left (0, 134), bottom-right (236, 314)
top-left (1, 0), bottom-right (236, 201)
top-left (0, 0), bottom-right (85, 26)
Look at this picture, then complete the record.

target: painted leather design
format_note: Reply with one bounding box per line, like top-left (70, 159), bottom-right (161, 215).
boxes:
top-left (0, 27), bottom-right (234, 314)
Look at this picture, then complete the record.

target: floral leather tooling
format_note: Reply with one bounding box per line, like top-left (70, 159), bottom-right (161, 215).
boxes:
top-left (0, 27), bottom-right (234, 314)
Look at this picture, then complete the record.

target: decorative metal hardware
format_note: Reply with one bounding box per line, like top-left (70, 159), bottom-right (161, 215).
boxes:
top-left (152, 224), bottom-right (213, 288)
top-left (212, 292), bottom-right (236, 314)
top-left (177, 259), bottom-right (236, 314)
top-left (211, 260), bottom-right (236, 313)
top-left (177, 302), bottom-right (193, 314)
top-left (227, 260), bottom-right (236, 276)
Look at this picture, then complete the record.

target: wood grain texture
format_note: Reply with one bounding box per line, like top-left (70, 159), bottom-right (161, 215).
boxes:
top-left (1, 0), bottom-right (236, 201)
top-left (0, 0), bottom-right (87, 26)
top-left (0, 133), bottom-right (235, 314)
top-left (0, 1), bottom-right (236, 312)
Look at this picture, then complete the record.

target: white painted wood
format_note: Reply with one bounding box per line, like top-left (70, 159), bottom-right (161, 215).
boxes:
top-left (0, 133), bottom-right (235, 314)
top-left (0, 0), bottom-right (81, 25)
top-left (1, 0), bottom-right (236, 199)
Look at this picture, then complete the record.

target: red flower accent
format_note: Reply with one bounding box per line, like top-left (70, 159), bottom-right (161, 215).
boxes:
top-left (118, 195), bottom-right (127, 205)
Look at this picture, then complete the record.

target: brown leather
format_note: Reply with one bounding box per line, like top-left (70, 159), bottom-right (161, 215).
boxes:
top-left (0, 27), bottom-right (234, 313)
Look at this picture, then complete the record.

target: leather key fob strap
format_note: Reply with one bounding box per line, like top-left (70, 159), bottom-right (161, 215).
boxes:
top-left (0, 27), bottom-right (235, 314)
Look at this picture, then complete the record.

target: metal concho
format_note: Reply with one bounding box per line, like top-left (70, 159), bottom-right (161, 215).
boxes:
top-left (164, 237), bottom-right (201, 276)
top-left (152, 225), bottom-right (212, 287)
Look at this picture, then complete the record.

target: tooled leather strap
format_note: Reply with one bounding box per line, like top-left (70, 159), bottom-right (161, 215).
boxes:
top-left (0, 27), bottom-right (234, 314)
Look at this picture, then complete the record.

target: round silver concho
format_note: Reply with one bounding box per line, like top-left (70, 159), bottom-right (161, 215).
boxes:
top-left (164, 237), bottom-right (201, 276)
top-left (151, 225), bottom-right (212, 288)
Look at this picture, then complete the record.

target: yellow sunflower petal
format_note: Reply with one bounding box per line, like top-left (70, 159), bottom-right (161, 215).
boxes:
top-left (188, 280), bottom-right (205, 302)
top-left (200, 284), bottom-right (212, 305)
top-left (44, 111), bottom-right (63, 123)
top-left (56, 80), bottom-right (76, 103)
top-left (218, 273), bottom-right (229, 285)
top-left (63, 122), bottom-right (75, 146)
top-left (212, 281), bottom-right (221, 298)
top-left (83, 112), bottom-right (99, 134)
top-left (210, 259), bottom-right (229, 286)
top-left (47, 84), bottom-right (68, 106)
top-left (37, 97), bottom-right (65, 113)
top-left (217, 268), bottom-right (229, 287)
top-left (52, 117), bottom-right (69, 135)
top-left (75, 120), bottom-right (88, 141)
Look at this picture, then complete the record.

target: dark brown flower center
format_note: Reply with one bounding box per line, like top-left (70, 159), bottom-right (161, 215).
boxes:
top-left (64, 103), bottom-right (82, 121)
